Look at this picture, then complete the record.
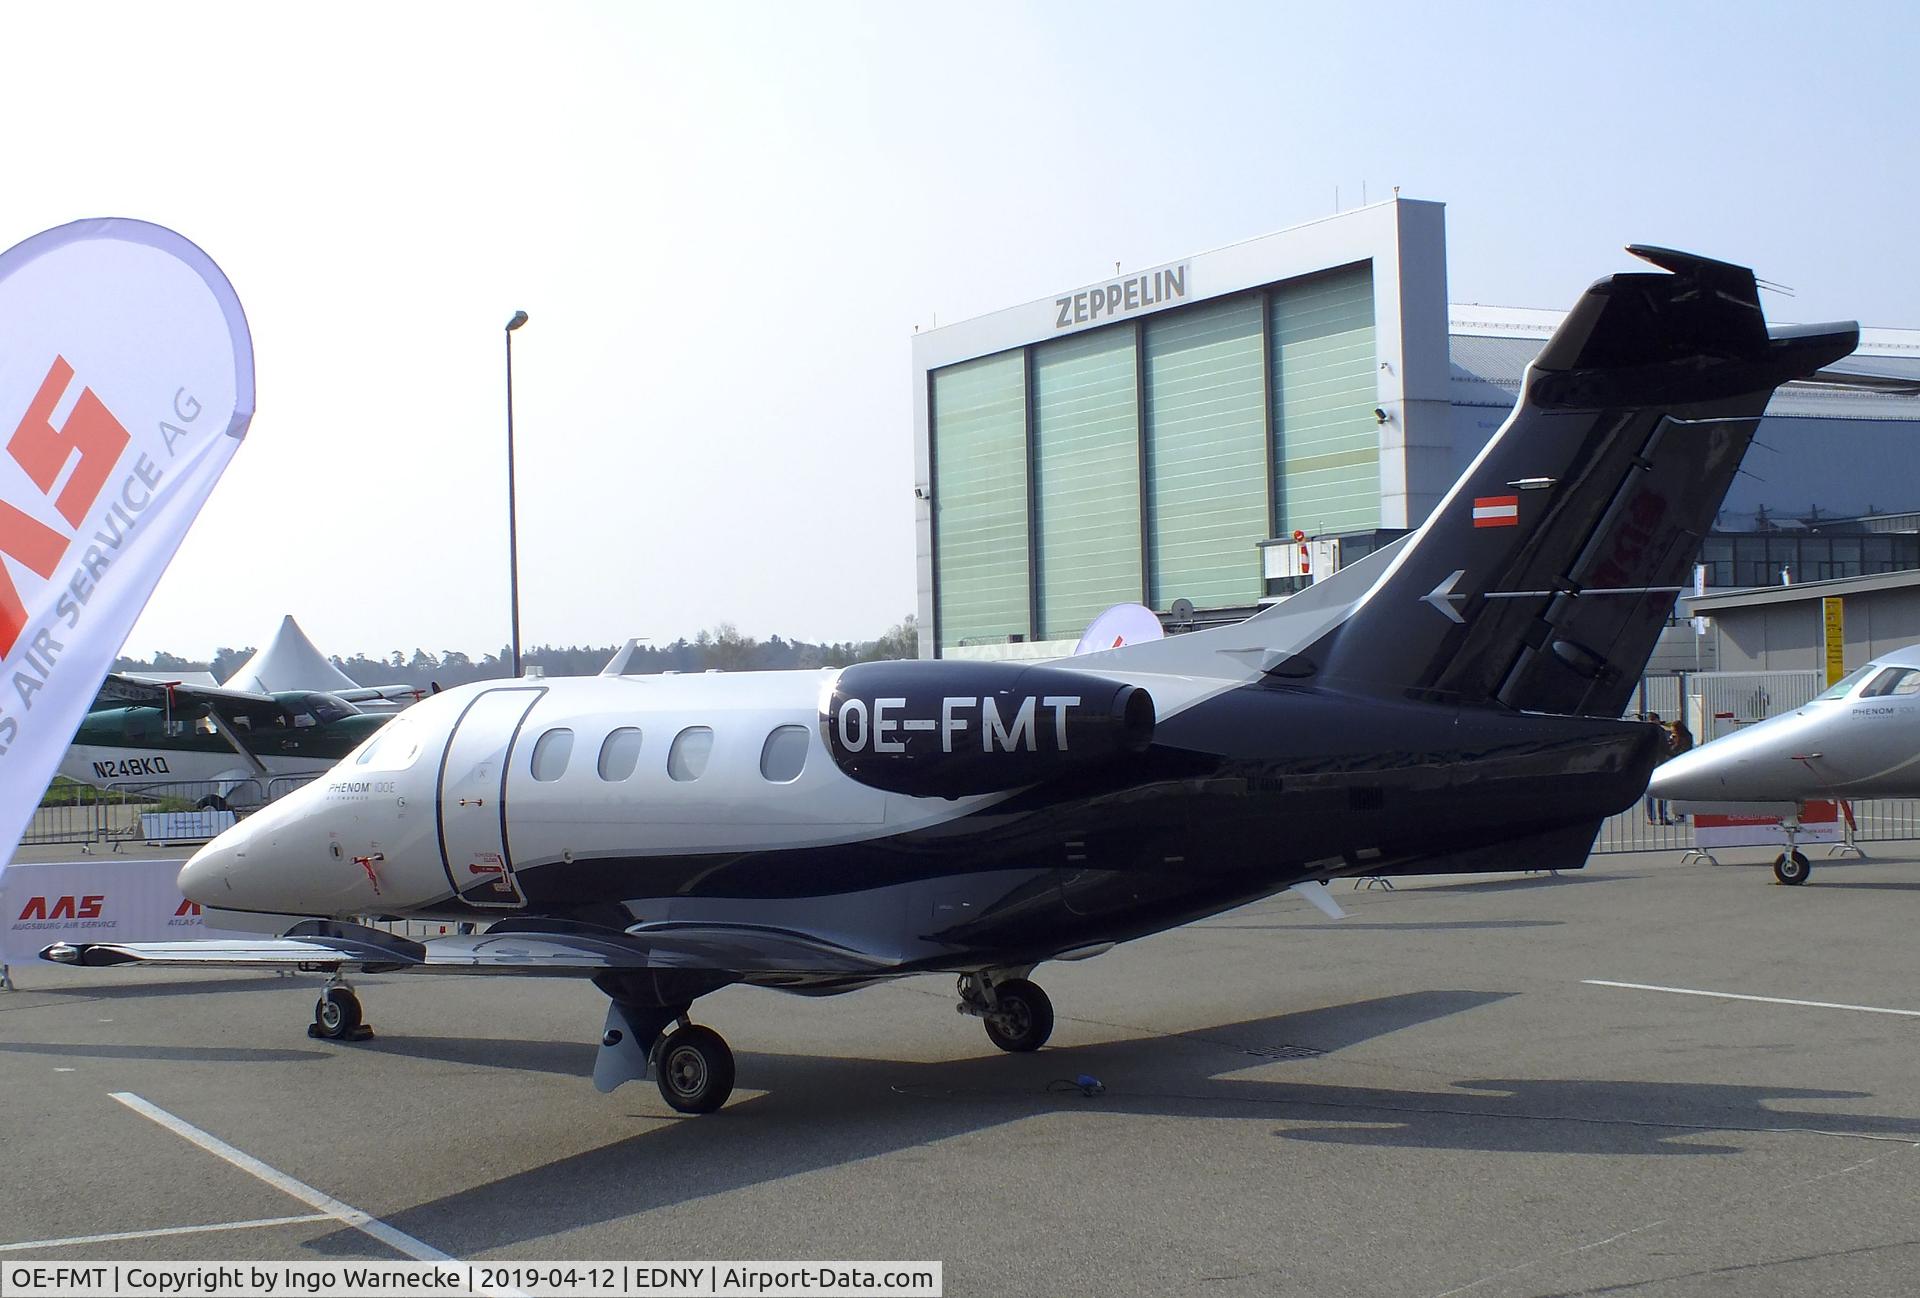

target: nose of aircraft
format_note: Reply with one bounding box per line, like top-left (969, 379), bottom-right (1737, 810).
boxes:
top-left (1649, 712), bottom-right (1817, 803)
top-left (178, 821), bottom-right (247, 904)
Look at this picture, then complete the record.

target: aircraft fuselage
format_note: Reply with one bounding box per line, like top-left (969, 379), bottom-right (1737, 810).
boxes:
top-left (180, 670), bottom-right (1659, 985)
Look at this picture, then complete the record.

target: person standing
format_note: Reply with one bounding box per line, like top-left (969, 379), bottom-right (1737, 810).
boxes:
top-left (1664, 719), bottom-right (1695, 823)
top-left (1644, 713), bottom-right (1665, 823)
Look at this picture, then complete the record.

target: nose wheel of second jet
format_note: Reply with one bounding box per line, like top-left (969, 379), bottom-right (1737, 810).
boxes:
top-left (1773, 849), bottom-right (1812, 885)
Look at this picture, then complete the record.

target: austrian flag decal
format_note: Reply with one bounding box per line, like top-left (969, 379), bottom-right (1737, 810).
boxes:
top-left (1472, 495), bottom-right (1520, 528)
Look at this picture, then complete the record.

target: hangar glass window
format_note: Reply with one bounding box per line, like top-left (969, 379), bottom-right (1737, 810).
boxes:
top-left (1033, 327), bottom-right (1142, 639)
top-left (530, 728), bottom-right (574, 781)
top-left (931, 351), bottom-right (1030, 650)
top-left (1144, 295), bottom-right (1268, 609)
top-left (1270, 262), bottom-right (1379, 543)
top-left (759, 725), bottom-right (810, 783)
top-left (668, 726), bottom-right (714, 781)
top-left (598, 727), bottom-right (643, 781)
top-left (1816, 664), bottom-right (1876, 700)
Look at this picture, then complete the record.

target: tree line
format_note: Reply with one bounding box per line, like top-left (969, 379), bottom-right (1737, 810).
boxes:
top-left (114, 617), bottom-right (921, 690)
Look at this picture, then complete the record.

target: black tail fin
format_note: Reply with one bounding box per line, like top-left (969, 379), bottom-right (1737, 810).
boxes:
top-left (1312, 246), bottom-right (1856, 716)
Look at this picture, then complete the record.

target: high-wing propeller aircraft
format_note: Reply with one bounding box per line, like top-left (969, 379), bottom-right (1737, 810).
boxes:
top-left (1651, 644), bottom-right (1920, 883)
top-left (45, 248), bottom-right (1856, 1115)
top-left (59, 675), bottom-right (392, 807)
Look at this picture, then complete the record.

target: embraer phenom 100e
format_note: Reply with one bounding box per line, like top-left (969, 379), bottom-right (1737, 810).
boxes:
top-left (47, 248), bottom-right (1856, 1115)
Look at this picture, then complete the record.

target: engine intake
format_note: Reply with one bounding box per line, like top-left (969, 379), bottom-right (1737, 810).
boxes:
top-left (821, 660), bottom-right (1155, 797)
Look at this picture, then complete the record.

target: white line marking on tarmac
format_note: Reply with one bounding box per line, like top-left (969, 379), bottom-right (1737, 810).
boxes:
top-left (0, 1214), bottom-right (333, 1252)
top-left (110, 1092), bottom-right (452, 1261)
top-left (1585, 980), bottom-right (1920, 1018)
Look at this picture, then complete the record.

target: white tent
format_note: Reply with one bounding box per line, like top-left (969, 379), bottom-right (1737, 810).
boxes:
top-left (223, 615), bottom-right (361, 694)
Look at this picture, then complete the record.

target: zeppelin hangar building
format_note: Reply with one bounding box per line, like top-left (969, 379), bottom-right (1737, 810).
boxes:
top-left (911, 197), bottom-right (1920, 660)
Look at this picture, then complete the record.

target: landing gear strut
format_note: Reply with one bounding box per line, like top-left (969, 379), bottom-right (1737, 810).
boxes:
top-left (957, 970), bottom-right (1055, 1052)
top-left (308, 976), bottom-right (372, 1041)
top-left (591, 971), bottom-right (739, 1114)
top-left (1773, 814), bottom-right (1813, 885)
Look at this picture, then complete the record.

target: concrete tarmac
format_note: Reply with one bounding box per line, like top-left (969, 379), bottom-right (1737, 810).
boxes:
top-left (2, 846), bottom-right (1917, 1296)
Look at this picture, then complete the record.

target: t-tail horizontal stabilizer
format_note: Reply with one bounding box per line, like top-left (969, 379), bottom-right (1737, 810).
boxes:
top-left (1306, 246), bottom-right (1857, 716)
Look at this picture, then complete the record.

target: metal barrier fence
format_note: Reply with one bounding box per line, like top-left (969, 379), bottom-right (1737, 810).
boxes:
top-left (1594, 798), bottom-right (1920, 855)
top-left (21, 774), bottom-right (320, 851)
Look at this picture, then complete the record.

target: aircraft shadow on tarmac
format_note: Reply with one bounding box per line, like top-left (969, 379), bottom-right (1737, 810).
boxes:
top-left (1414, 872), bottom-right (1645, 894)
top-left (1196, 919), bottom-right (1565, 933)
top-left (306, 988), bottom-right (1920, 1257)
top-left (0, 1040), bottom-right (329, 1063)
top-left (11, 974), bottom-right (320, 1002)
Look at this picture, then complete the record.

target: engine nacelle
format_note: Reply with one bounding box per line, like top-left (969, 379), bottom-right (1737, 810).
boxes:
top-left (820, 660), bottom-right (1155, 797)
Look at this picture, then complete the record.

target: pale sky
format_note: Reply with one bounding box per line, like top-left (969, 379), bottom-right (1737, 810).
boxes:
top-left (4, 1), bottom-right (1913, 661)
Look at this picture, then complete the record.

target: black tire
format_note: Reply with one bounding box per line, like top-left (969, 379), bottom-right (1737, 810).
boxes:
top-left (983, 979), bottom-right (1054, 1053)
top-left (196, 795), bottom-right (231, 813)
top-left (1774, 850), bottom-right (1812, 886)
top-left (655, 1025), bottom-right (735, 1114)
top-left (313, 987), bottom-right (362, 1039)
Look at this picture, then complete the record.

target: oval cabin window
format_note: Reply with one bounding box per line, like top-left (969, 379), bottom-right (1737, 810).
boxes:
top-left (667, 726), bottom-right (714, 782)
top-left (598, 727), bottom-right (643, 781)
top-left (760, 725), bottom-right (809, 783)
top-left (530, 728), bottom-right (574, 782)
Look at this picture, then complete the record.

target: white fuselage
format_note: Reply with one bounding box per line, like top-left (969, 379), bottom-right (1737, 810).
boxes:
top-left (178, 671), bottom-right (1011, 918)
top-left (1652, 646), bottom-right (1920, 803)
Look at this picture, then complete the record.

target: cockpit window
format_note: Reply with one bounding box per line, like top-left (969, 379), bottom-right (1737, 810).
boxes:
top-left (1815, 664), bottom-right (1876, 700)
top-left (307, 694), bottom-right (358, 725)
top-left (1862, 667), bottom-right (1920, 698)
top-left (352, 719), bottom-right (420, 770)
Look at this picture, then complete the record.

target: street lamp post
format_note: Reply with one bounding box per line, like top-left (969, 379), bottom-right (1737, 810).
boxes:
top-left (505, 309), bottom-right (528, 678)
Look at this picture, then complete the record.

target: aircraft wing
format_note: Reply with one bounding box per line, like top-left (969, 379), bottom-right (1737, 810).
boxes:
top-left (42, 918), bottom-right (897, 978)
top-left (92, 672), bottom-right (280, 710)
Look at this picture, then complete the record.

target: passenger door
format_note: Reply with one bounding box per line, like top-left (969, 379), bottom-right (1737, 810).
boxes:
top-left (437, 686), bottom-right (545, 908)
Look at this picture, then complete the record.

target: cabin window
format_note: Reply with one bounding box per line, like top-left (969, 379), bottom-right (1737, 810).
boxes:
top-left (598, 727), bottom-right (643, 781)
top-left (760, 725), bottom-right (809, 783)
top-left (667, 726), bottom-right (714, 782)
top-left (530, 728), bottom-right (574, 781)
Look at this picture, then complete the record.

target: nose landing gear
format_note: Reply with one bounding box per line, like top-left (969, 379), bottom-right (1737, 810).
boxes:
top-left (1773, 815), bottom-right (1813, 885)
top-left (308, 977), bottom-right (373, 1041)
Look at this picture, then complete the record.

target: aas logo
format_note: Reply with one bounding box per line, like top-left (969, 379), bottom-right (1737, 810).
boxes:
top-left (17, 894), bottom-right (106, 920)
top-left (1, 356), bottom-right (132, 657)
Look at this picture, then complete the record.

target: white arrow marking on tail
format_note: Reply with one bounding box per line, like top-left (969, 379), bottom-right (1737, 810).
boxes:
top-left (1424, 570), bottom-right (1467, 624)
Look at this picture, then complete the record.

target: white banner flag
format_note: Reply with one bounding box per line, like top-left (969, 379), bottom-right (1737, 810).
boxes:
top-left (0, 219), bottom-right (254, 875)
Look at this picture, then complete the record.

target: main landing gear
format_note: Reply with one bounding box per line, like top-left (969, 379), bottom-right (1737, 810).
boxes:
top-left (956, 969), bottom-right (1055, 1053)
top-left (308, 976), bottom-right (373, 1041)
top-left (593, 972), bottom-right (740, 1114)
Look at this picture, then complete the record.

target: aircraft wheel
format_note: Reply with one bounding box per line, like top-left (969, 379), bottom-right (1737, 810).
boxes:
top-left (312, 987), bottom-right (363, 1039)
top-left (655, 1025), bottom-right (735, 1114)
top-left (1773, 850), bottom-right (1812, 886)
top-left (196, 795), bottom-right (231, 813)
top-left (984, 979), bottom-right (1054, 1053)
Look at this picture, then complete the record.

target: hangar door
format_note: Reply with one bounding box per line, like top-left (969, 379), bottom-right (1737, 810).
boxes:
top-left (437, 686), bottom-right (545, 908)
